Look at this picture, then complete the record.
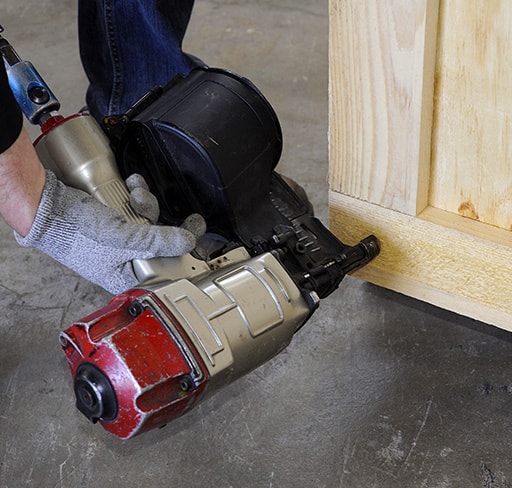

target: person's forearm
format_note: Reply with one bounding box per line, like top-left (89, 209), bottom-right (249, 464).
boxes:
top-left (0, 128), bottom-right (46, 236)
top-left (0, 52), bottom-right (45, 236)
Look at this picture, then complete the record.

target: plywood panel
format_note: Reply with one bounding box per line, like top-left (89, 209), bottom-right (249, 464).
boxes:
top-left (430, 0), bottom-right (512, 230)
top-left (328, 1), bottom-right (512, 328)
top-left (328, 0), bottom-right (439, 215)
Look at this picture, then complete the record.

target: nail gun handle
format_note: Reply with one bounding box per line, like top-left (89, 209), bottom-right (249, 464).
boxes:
top-left (34, 114), bottom-right (147, 225)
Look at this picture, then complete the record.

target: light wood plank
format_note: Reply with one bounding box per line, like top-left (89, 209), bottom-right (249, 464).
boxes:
top-left (430, 0), bottom-right (512, 230)
top-left (329, 191), bottom-right (512, 330)
top-left (328, 0), bottom-right (439, 215)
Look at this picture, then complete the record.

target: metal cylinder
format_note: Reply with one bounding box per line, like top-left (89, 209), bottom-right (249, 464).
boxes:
top-left (35, 114), bottom-right (145, 223)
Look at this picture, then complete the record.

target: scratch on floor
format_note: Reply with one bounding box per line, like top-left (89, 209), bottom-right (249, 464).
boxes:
top-left (339, 436), bottom-right (358, 487)
top-left (58, 436), bottom-right (76, 482)
top-left (198, 405), bottom-right (213, 447)
top-left (403, 398), bottom-right (433, 468)
top-left (4, 365), bottom-right (20, 415)
top-left (216, 407), bottom-right (246, 441)
top-left (57, 280), bottom-right (80, 330)
top-left (245, 422), bottom-right (255, 444)
top-left (0, 282), bottom-right (23, 301)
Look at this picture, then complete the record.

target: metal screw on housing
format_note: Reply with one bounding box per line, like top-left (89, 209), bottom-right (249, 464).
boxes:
top-left (179, 375), bottom-right (195, 392)
top-left (128, 301), bottom-right (144, 318)
top-left (28, 85), bottom-right (50, 105)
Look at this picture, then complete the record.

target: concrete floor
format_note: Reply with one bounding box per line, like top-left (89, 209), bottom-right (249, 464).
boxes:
top-left (1, 1), bottom-right (512, 487)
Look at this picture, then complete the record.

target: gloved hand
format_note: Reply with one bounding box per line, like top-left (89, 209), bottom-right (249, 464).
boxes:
top-left (126, 173), bottom-right (207, 236)
top-left (15, 170), bottom-right (206, 294)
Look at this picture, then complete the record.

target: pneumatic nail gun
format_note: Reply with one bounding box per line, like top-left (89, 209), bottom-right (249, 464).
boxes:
top-left (1, 26), bottom-right (379, 439)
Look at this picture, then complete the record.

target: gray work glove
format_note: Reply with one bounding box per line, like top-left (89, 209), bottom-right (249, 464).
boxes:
top-left (126, 173), bottom-right (207, 236)
top-left (15, 170), bottom-right (206, 294)
top-left (125, 173), bottom-right (160, 224)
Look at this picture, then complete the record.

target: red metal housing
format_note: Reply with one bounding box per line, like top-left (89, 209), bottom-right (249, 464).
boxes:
top-left (59, 289), bottom-right (208, 439)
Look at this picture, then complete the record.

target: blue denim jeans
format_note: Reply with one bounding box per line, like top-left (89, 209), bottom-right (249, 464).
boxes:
top-left (78, 0), bottom-right (198, 122)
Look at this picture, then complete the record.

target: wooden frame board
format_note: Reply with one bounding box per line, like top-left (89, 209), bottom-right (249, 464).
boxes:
top-left (330, 193), bottom-right (512, 331)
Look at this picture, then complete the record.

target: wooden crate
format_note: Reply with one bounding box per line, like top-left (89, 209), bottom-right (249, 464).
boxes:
top-left (328, 0), bottom-right (512, 330)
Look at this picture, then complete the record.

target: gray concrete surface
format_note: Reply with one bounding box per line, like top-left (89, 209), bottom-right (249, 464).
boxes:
top-left (1, 1), bottom-right (512, 487)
